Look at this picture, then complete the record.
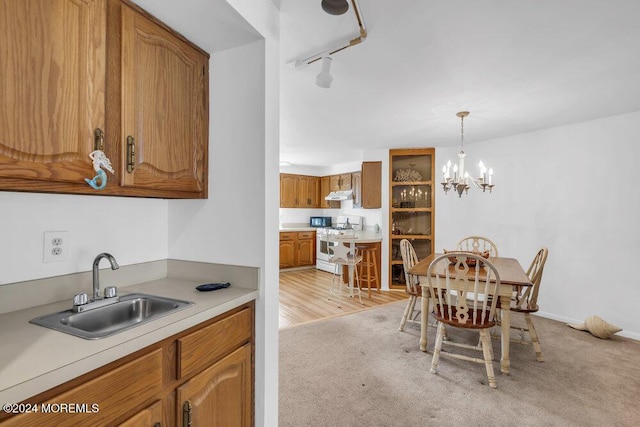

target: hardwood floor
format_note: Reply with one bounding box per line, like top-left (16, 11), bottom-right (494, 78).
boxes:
top-left (279, 268), bottom-right (409, 329)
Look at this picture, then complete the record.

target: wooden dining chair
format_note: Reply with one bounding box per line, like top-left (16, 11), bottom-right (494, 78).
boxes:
top-left (456, 236), bottom-right (499, 257)
top-left (327, 233), bottom-right (363, 307)
top-left (426, 252), bottom-right (501, 388)
top-left (506, 247), bottom-right (549, 361)
top-left (398, 239), bottom-right (421, 331)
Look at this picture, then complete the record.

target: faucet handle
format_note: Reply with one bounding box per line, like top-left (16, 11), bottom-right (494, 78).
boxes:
top-left (73, 293), bottom-right (88, 306)
top-left (104, 286), bottom-right (118, 299)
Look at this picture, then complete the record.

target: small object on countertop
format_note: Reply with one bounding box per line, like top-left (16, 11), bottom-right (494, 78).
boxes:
top-left (196, 282), bottom-right (231, 292)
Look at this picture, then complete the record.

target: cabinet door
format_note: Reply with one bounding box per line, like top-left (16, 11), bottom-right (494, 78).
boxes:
top-left (118, 400), bottom-right (162, 427)
top-left (279, 239), bottom-right (296, 268)
top-left (339, 173), bottom-right (352, 190)
top-left (177, 344), bottom-right (252, 427)
top-left (297, 238), bottom-right (315, 266)
top-left (307, 176), bottom-right (321, 207)
top-left (280, 174), bottom-right (298, 207)
top-left (0, 0), bottom-right (105, 187)
top-left (297, 175), bottom-right (311, 207)
top-left (329, 175), bottom-right (341, 191)
top-left (362, 161), bottom-right (381, 208)
top-left (0, 348), bottom-right (163, 427)
top-left (120, 4), bottom-right (208, 196)
top-left (320, 176), bottom-right (332, 208)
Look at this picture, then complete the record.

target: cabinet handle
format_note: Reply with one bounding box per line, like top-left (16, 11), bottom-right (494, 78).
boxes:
top-left (183, 400), bottom-right (192, 427)
top-left (126, 135), bottom-right (135, 173)
top-left (94, 128), bottom-right (104, 151)
top-left (154, 423), bottom-right (161, 427)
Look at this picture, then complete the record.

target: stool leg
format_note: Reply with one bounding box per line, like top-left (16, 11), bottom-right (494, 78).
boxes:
top-left (371, 249), bottom-right (379, 294)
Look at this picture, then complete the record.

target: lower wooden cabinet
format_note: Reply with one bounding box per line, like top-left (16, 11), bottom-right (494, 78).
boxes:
top-left (0, 303), bottom-right (254, 427)
top-left (119, 400), bottom-right (162, 426)
top-left (279, 231), bottom-right (316, 269)
top-left (177, 344), bottom-right (252, 426)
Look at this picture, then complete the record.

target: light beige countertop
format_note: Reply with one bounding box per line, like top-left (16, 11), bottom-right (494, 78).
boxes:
top-left (0, 259), bottom-right (259, 404)
top-left (279, 226), bottom-right (317, 232)
top-left (279, 224), bottom-right (383, 243)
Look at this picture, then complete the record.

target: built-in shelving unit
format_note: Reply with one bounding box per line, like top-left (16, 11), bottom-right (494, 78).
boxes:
top-left (388, 148), bottom-right (435, 289)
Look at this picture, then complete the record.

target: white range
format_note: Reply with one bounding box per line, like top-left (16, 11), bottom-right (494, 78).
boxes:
top-left (315, 215), bottom-right (362, 273)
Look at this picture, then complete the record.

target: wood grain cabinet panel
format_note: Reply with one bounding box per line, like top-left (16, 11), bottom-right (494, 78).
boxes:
top-left (0, 349), bottom-right (163, 427)
top-left (119, 3), bottom-right (208, 195)
top-left (0, 0), bottom-right (105, 185)
top-left (280, 174), bottom-right (299, 207)
top-left (178, 308), bottom-right (253, 379)
top-left (118, 400), bottom-right (162, 426)
top-left (279, 231), bottom-right (316, 269)
top-left (280, 174), bottom-right (321, 208)
top-left (0, 0), bottom-right (209, 198)
top-left (361, 161), bottom-right (382, 208)
top-left (177, 344), bottom-right (252, 427)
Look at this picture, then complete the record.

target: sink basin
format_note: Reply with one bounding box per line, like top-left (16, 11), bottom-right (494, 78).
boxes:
top-left (30, 293), bottom-right (194, 339)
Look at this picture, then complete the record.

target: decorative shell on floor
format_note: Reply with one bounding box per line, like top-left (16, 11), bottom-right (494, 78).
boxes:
top-left (393, 168), bottom-right (422, 182)
top-left (567, 315), bottom-right (622, 339)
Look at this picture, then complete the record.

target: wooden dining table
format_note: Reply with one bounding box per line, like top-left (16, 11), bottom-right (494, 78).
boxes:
top-left (408, 253), bottom-right (533, 374)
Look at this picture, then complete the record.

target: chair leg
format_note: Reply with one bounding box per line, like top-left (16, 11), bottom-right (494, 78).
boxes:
top-left (430, 322), bottom-right (445, 374)
top-left (354, 264), bottom-right (363, 305)
top-left (525, 313), bottom-right (543, 362)
top-left (330, 264), bottom-right (343, 308)
top-left (479, 329), bottom-right (497, 389)
top-left (398, 295), bottom-right (415, 331)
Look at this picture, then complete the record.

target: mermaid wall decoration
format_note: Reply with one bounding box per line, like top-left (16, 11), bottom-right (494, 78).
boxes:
top-left (85, 150), bottom-right (114, 190)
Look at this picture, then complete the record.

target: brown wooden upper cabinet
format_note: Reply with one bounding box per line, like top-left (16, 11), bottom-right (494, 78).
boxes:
top-left (329, 173), bottom-right (352, 191)
top-left (353, 161), bottom-right (382, 209)
top-left (319, 176), bottom-right (339, 209)
top-left (280, 174), bottom-right (320, 208)
top-left (0, 0), bottom-right (209, 199)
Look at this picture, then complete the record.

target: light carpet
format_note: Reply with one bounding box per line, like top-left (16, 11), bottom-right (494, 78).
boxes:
top-left (279, 301), bottom-right (640, 426)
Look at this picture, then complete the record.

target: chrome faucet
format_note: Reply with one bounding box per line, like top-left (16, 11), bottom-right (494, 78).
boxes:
top-left (92, 253), bottom-right (119, 300)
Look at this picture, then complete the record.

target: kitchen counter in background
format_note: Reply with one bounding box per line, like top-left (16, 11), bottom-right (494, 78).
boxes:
top-left (0, 260), bottom-right (259, 404)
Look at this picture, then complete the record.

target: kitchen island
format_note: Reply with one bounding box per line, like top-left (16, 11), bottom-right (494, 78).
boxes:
top-left (0, 260), bottom-right (258, 425)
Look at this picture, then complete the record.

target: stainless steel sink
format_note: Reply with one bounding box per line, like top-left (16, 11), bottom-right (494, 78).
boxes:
top-left (30, 293), bottom-right (194, 339)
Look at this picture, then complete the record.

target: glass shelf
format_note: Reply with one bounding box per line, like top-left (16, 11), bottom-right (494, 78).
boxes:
top-left (391, 211), bottom-right (431, 236)
top-left (391, 184), bottom-right (432, 209)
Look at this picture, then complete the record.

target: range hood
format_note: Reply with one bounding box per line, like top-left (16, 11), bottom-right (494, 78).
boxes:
top-left (325, 190), bottom-right (353, 201)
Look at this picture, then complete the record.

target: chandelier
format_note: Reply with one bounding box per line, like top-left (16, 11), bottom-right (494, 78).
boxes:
top-left (441, 111), bottom-right (494, 197)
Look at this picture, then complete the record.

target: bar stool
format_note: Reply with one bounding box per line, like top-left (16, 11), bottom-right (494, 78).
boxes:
top-left (357, 244), bottom-right (380, 298)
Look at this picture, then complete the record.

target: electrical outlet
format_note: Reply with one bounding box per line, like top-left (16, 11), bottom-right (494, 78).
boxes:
top-left (43, 231), bottom-right (69, 263)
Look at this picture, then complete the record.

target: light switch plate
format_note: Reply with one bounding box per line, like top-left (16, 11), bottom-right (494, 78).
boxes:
top-left (43, 231), bottom-right (69, 263)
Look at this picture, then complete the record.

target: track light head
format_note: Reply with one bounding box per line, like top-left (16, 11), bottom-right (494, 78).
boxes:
top-left (321, 0), bottom-right (349, 16)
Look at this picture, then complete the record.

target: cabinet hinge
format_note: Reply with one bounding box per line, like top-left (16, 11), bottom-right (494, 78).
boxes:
top-left (94, 128), bottom-right (104, 151)
top-left (126, 135), bottom-right (135, 173)
top-left (183, 400), bottom-right (192, 427)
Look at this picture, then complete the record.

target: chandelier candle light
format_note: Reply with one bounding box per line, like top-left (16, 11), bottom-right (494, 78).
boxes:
top-left (441, 111), bottom-right (495, 197)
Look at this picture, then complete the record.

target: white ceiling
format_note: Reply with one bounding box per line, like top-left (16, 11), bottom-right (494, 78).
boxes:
top-left (279, 0), bottom-right (640, 167)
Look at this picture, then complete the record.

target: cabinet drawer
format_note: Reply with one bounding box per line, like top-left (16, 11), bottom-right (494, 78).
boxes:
top-left (279, 232), bottom-right (296, 241)
top-left (178, 308), bottom-right (252, 378)
top-left (1, 349), bottom-right (163, 427)
top-left (297, 232), bottom-right (315, 240)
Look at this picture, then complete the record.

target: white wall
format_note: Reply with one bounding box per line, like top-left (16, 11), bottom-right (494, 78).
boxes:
top-left (0, 192), bottom-right (168, 285)
top-left (435, 111), bottom-right (640, 339)
top-left (168, 41), bottom-right (266, 267)
top-left (223, 2), bottom-right (281, 426)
